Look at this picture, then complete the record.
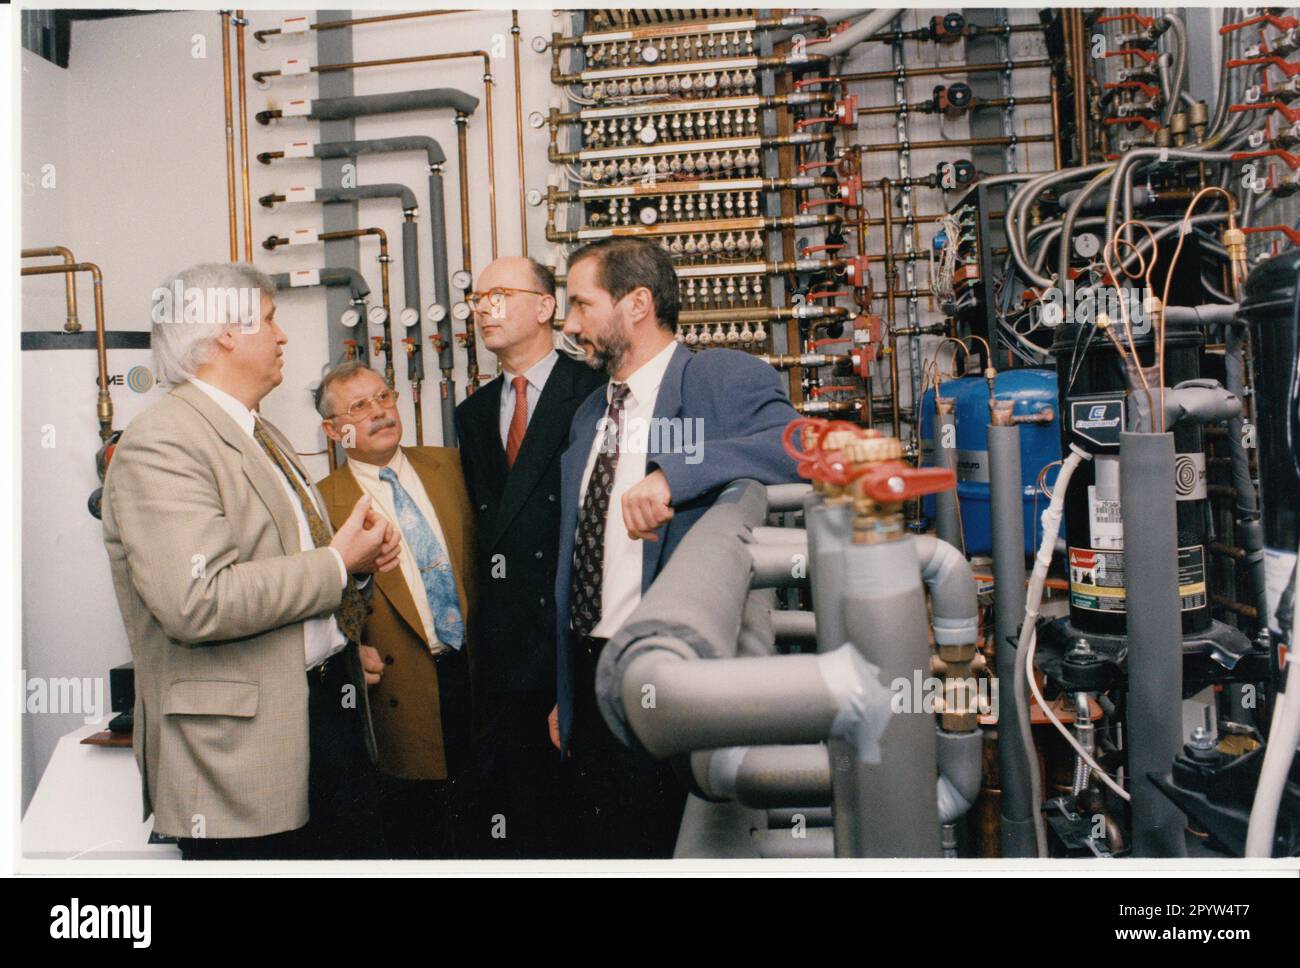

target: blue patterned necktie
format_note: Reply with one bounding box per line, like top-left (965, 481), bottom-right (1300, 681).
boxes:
top-left (378, 466), bottom-right (464, 650)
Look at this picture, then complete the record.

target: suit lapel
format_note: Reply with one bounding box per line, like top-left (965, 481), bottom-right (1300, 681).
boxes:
top-left (489, 357), bottom-right (579, 549)
top-left (330, 459), bottom-right (428, 645)
top-left (173, 382), bottom-right (301, 554)
top-left (641, 343), bottom-right (690, 588)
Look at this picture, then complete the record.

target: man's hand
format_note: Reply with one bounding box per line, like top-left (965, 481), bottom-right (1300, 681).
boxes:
top-left (622, 468), bottom-right (674, 541)
top-left (359, 644), bottom-right (384, 686)
top-left (548, 704), bottom-right (561, 751)
top-left (330, 495), bottom-right (389, 573)
top-left (369, 510), bottom-right (401, 573)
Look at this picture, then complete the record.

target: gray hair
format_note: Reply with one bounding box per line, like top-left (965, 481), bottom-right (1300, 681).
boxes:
top-left (314, 359), bottom-right (377, 418)
top-left (150, 262), bottom-right (277, 386)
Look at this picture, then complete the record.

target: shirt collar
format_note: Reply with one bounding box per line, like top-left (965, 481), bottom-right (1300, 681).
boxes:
top-left (610, 339), bottom-right (677, 409)
top-left (346, 446), bottom-right (407, 483)
top-left (503, 347), bottom-right (559, 394)
top-left (190, 377), bottom-right (256, 435)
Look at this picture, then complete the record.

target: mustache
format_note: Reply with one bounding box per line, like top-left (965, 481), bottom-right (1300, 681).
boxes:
top-left (367, 417), bottom-right (398, 434)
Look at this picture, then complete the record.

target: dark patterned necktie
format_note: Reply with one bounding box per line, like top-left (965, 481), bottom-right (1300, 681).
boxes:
top-left (253, 417), bottom-right (368, 643)
top-left (570, 382), bottom-right (632, 637)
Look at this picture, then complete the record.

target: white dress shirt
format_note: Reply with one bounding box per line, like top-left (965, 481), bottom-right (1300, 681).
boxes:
top-left (347, 447), bottom-right (455, 654)
top-left (189, 378), bottom-right (348, 669)
top-left (576, 339), bottom-right (678, 638)
top-left (498, 348), bottom-right (559, 448)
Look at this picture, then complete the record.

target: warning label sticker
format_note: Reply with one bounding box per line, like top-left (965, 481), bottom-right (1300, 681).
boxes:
top-left (1178, 545), bottom-right (1207, 611)
top-left (1070, 547), bottom-right (1126, 612)
top-left (1069, 545), bottom-right (1208, 613)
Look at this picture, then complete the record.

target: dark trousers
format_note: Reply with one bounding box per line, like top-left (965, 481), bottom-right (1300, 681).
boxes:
top-left (376, 649), bottom-right (471, 860)
top-left (561, 635), bottom-right (686, 859)
top-left (178, 653), bottom-right (384, 861)
top-left (468, 688), bottom-right (565, 858)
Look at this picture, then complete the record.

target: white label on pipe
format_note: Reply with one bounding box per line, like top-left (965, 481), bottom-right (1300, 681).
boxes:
top-left (282, 98), bottom-right (312, 117)
top-left (287, 228), bottom-right (317, 246)
top-left (281, 58), bottom-right (310, 76)
top-left (288, 269), bottom-right (321, 287)
top-left (283, 141), bottom-right (314, 159)
top-left (281, 16), bottom-right (310, 34)
top-left (284, 185), bottom-right (315, 204)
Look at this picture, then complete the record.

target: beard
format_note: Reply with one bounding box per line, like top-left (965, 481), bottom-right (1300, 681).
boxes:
top-left (583, 309), bottom-right (632, 375)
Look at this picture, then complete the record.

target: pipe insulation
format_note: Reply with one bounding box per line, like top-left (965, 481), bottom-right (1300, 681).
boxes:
top-left (1120, 431), bottom-right (1189, 858)
top-left (307, 88), bottom-right (480, 122)
top-left (988, 421), bottom-right (1036, 858)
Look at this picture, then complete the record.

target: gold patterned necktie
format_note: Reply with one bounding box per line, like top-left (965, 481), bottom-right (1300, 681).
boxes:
top-left (252, 417), bottom-right (368, 643)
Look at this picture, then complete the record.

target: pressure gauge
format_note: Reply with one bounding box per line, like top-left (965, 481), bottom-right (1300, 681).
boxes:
top-left (398, 307), bottom-right (419, 328)
top-left (1074, 233), bottom-right (1101, 259)
top-left (452, 269), bottom-right (473, 290)
top-left (452, 301), bottom-right (471, 321)
top-left (340, 308), bottom-right (361, 328)
top-left (640, 43), bottom-right (659, 63)
top-left (638, 206), bottom-right (659, 226)
top-left (638, 124), bottom-right (658, 145)
top-left (528, 111), bottom-right (546, 129)
top-left (526, 189), bottom-right (544, 207)
top-left (367, 306), bottom-right (389, 326)
top-left (530, 35), bottom-right (549, 53)
top-left (428, 303), bottom-right (448, 324)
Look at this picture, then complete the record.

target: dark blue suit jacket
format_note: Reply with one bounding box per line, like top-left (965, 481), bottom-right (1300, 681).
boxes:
top-left (554, 342), bottom-right (803, 753)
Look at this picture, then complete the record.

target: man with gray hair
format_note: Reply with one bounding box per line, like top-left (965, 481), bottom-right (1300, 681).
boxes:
top-left (102, 262), bottom-right (400, 860)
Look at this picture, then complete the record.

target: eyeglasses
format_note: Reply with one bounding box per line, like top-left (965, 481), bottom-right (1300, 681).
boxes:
top-left (466, 286), bottom-right (549, 312)
top-left (336, 388), bottom-right (400, 420)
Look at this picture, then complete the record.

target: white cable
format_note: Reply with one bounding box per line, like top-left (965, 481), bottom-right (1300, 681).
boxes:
top-left (1245, 535), bottom-right (1300, 857)
top-left (1015, 444), bottom-right (1093, 856)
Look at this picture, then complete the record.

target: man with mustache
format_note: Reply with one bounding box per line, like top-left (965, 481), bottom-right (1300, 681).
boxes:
top-left (554, 237), bottom-right (802, 858)
top-left (315, 361), bottom-right (477, 858)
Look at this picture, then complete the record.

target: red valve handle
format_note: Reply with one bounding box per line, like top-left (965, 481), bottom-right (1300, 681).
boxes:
top-left (1227, 55), bottom-right (1300, 77)
top-left (853, 461), bottom-right (956, 503)
top-left (1221, 14), bottom-right (1300, 35)
top-left (1104, 47), bottom-right (1159, 64)
top-left (1104, 115), bottom-right (1161, 132)
top-left (1105, 80), bottom-right (1162, 100)
top-left (1243, 224), bottom-right (1300, 245)
top-left (1231, 100), bottom-right (1300, 123)
top-left (1096, 13), bottom-right (1156, 28)
top-left (1233, 147), bottom-right (1300, 169)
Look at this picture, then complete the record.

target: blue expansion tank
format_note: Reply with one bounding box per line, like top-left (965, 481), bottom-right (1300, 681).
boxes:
top-left (919, 368), bottom-right (1061, 556)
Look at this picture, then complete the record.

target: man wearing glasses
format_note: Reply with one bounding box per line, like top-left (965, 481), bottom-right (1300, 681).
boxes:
top-left (454, 257), bottom-right (605, 858)
top-left (315, 361), bottom-right (477, 858)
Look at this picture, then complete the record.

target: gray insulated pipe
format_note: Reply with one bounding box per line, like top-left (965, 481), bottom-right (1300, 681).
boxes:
top-left (932, 406), bottom-right (962, 550)
top-left (1222, 324), bottom-right (1269, 622)
top-left (307, 88), bottom-right (480, 122)
top-left (818, 9), bottom-right (902, 57)
top-left (988, 422), bottom-right (1036, 858)
top-left (1119, 432), bottom-right (1188, 858)
top-left (689, 745), bottom-right (832, 808)
top-left (312, 137), bottom-right (456, 384)
top-left (837, 535), bottom-right (942, 858)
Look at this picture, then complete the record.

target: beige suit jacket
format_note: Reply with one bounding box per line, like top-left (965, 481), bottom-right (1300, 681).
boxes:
top-left (101, 380), bottom-right (375, 840)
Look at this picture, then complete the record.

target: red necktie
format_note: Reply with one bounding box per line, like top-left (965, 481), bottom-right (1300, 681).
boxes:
top-left (505, 375), bottom-right (529, 468)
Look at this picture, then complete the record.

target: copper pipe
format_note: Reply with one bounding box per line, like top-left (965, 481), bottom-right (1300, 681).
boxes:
top-left (552, 14), bottom-right (824, 48)
top-left (880, 179), bottom-right (901, 438)
top-left (837, 58), bottom-right (1052, 84)
top-left (254, 10), bottom-right (471, 43)
top-left (512, 10), bottom-right (528, 257)
top-left (455, 113), bottom-right (479, 393)
top-left (549, 130), bottom-right (831, 164)
top-left (1072, 9), bottom-right (1089, 165)
top-left (862, 134), bottom-right (1053, 153)
top-left (552, 51), bottom-right (827, 85)
top-left (1049, 72), bottom-right (1064, 169)
top-left (220, 11), bottom-right (238, 261)
top-left (253, 49), bottom-right (499, 259)
top-left (235, 11), bottom-right (253, 261)
top-left (549, 175), bottom-right (836, 202)
top-left (547, 212), bottom-right (841, 243)
top-left (857, 95), bottom-right (1051, 117)
top-left (22, 247), bottom-right (80, 332)
top-left (553, 91), bottom-right (833, 125)
top-left (22, 262), bottom-right (112, 440)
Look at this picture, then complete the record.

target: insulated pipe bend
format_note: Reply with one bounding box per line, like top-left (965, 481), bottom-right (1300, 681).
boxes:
top-left (315, 183), bottom-right (419, 212)
top-left (912, 534), bottom-right (979, 646)
top-left (314, 136), bottom-right (447, 168)
top-left (819, 9), bottom-right (903, 57)
top-left (309, 87), bottom-right (480, 121)
top-left (270, 267), bottom-right (371, 301)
